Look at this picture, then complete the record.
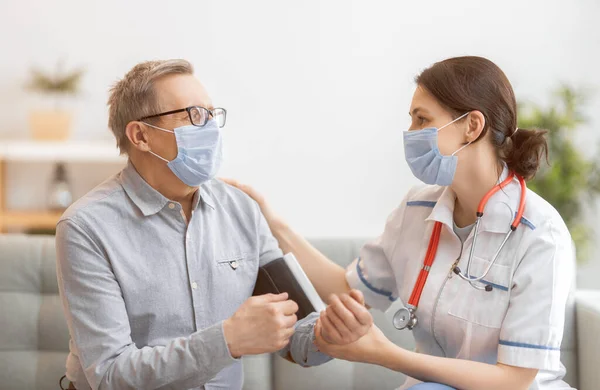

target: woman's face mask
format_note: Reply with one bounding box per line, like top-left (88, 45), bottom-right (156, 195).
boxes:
top-left (403, 112), bottom-right (472, 186)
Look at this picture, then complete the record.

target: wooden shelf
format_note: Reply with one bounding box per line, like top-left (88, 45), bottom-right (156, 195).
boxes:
top-left (0, 140), bottom-right (125, 163)
top-left (0, 211), bottom-right (63, 230)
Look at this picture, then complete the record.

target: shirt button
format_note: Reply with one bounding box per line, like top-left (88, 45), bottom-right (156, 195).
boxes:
top-left (230, 261), bottom-right (239, 270)
top-left (186, 233), bottom-right (191, 240)
top-left (191, 281), bottom-right (198, 290)
top-left (168, 203), bottom-right (175, 209)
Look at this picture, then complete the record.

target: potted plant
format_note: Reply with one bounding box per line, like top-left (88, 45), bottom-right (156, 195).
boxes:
top-left (519, 85), bottom-right (600, 261)
top-left (26, 60), bottom-right (85, 141)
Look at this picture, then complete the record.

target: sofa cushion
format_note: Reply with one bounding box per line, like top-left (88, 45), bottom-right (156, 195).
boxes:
top-left (0, 234), bottom-right (69, 390)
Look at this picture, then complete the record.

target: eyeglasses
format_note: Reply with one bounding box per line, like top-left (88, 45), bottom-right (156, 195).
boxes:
top-left (139, 106), bottom-right (227, 128)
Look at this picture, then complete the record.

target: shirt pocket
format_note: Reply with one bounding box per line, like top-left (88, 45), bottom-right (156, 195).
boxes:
top-left (447, 255), bottom-right (511, 329)
top-left (213, 252), bottom-right (258, 295)
top-left (216, 252), bottom-right (253, 269)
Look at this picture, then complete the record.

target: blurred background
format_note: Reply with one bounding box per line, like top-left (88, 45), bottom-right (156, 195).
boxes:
top-left (1, 0), bottom-right (598, 285)
top-left (0, 1), bottom-right (599, 389)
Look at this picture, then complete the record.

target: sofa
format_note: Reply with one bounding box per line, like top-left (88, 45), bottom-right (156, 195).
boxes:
top-left (0, 234), bottom-right (598, 390)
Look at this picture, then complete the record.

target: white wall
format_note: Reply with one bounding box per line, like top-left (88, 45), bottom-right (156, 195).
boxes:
top-left (1, 0), bottom-right (599, 287)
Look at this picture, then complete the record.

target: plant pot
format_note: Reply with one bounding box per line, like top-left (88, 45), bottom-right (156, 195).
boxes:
top-left (29, 110), bottom-right (72, 141)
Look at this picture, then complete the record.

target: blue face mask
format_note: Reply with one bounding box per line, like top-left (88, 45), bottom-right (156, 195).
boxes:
top-left (403, 112), bottom-right (471, 186)
top-left (144, 119), bottom-right (223, 187)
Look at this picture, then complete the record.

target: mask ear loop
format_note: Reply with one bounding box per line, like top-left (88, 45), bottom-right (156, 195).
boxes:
top-left (141, 122), bottom-right (174, 163)
top-left (438, 112), bottom-right (471, 131)
top-left (437, 111), bottom-right (476, 156)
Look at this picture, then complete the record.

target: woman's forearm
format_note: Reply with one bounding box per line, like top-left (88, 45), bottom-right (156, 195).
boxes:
top-left (270, 220), bottom-right (350, 301)
top-left (372, 342), bottom-right (536, 390)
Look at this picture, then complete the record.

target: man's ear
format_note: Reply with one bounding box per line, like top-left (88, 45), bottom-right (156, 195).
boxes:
top-left (465, 111), bottom-right (486, 143)
top-left (125, 121), bottom-right (151, 152)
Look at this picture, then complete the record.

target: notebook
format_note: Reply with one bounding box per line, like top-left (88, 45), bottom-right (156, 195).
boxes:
top-left (252, 253), bottom-right (326, 320)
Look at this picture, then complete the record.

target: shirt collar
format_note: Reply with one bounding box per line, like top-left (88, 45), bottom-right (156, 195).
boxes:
top-left (120, 160), bottom-right (215, 217)
top-left (426, 165), bottom-right (521, 234)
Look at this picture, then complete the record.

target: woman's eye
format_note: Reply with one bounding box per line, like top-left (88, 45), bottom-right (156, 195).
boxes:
top-left (418, 116), bottom-right (427, 126)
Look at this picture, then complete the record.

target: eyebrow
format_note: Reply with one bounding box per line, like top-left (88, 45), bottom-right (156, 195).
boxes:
top-left (409, 107), bottom-right (428, 117)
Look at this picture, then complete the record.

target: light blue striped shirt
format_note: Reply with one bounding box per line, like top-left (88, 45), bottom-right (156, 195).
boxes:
top-left (55, 161), bottom-right (329, 390)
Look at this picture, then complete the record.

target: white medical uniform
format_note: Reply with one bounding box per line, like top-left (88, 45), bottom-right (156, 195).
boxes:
top-left (346, 167), bottom-right (574, 390)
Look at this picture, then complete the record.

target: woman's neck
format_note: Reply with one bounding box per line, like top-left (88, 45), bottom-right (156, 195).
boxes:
top-left (451, 154), bottom-right (503, 228)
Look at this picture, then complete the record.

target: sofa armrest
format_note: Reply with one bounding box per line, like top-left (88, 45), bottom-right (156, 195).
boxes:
top-left (576, 290), bottom-right (600, 390)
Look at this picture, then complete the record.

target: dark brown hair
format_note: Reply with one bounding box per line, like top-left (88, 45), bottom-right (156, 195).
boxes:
top-left (416, 56), bottom-right (548, 180)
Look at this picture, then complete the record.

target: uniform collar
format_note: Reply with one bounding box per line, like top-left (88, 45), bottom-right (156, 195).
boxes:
top-left (426, 165), bottom-right (521, 234)
top-left (120, 160), bottom-right (215, 217)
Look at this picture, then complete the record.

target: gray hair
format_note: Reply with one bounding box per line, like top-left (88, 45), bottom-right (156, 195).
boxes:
top-left (107, 59), bottom-right (194, 154)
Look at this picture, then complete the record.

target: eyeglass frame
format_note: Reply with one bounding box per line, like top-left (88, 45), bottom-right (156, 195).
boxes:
top-left (138, 106), bottom-right (227, 128)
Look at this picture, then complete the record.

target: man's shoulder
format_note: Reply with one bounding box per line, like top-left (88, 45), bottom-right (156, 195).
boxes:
top-left (58, 173), bottom-right (126, 226)
top-left (201, 179), bottom-right (259, 215)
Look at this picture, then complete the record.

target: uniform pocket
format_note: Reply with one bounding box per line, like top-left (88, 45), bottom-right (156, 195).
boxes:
top-left (448, 256), bottom-right (511, 328)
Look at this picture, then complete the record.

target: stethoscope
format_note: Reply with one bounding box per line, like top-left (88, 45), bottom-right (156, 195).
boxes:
top-left (392, 172), bottom-right (526, 331)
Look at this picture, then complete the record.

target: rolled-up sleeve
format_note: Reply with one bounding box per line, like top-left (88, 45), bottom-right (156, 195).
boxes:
top-left (56, 218), bottom-right (237, 390)
top-left (279, 312), bottom-right (332, 367)
top-left (497, 219), bottom-right (574, 371)
top-left (345, 203), bottom-right (407, 312)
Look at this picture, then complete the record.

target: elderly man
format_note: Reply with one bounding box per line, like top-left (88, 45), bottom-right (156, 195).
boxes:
top-left (55, 59), bottom-right (330, 390)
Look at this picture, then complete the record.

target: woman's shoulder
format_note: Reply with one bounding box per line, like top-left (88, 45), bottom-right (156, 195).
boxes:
top-left (403, 183), bottom-right (445, 205)
top-left (382, 184), bottom-right (444, 227)
top-left (522, 187), bottom-right (570, 237)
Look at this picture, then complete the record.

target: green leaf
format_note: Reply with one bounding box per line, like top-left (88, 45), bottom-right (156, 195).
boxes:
top-left (521, 85), bottom-right (598, 263)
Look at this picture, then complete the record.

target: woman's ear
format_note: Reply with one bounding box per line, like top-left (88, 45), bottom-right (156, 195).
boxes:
top-left (465, 111), bottom-right (486, 143)
top-left (125, 121), bottom-right (151, 152)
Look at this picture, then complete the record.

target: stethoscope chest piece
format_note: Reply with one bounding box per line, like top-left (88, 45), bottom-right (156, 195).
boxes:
top-left (393, 306), bottom-right (417, 330)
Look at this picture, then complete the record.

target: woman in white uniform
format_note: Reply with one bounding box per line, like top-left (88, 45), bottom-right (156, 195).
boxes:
top-left (226, 56), bottom-right (574, 389)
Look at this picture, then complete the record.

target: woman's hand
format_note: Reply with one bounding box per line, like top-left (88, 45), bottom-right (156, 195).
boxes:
top-left (220, 178), bottom-right (285, 230)
top-left (314, 318), bottom-right (389, 364)
top-left (319, 289), bottom-right (373, 345)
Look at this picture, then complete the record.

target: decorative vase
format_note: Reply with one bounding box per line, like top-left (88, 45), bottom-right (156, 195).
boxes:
top-left (48, 163), bottom-right (73, 211)
top-left (29, 110), bottom-right (72, 141)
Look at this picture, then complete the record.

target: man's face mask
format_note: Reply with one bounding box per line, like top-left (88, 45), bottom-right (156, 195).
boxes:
top-left (143, 119), bottom-right (223, 187)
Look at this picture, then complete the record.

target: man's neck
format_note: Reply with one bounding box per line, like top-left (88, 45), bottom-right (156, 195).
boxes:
top-left (129, 155), bottom-right (197, 219)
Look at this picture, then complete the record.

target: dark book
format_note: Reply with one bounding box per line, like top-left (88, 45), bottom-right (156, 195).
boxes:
top-left (253, 253), bottom-right (326, 320)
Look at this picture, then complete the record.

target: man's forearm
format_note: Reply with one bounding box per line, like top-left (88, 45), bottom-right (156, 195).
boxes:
top-left (96, 322), bottom-right (236, 390)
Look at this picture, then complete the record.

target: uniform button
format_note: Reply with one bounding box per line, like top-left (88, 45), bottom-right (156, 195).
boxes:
top-left (168, 203), bottom-right (175, 209)
top-left (186, 233), bottom-right (191, 240)
top-left (230, 261), bottom-right (238, 270)
top-left (191, 281), bottom-right (198, 290)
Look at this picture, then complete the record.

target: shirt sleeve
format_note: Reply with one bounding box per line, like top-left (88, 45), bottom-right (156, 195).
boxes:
top-left (345, 202), bottom-right (407, 312)
top-left (497, 219), bottom-right (574, 371)
top-left (56, 218), bottom-right (237, 390)
top-left (278, 312), bottom-right (332, 367)
top-left (255, 205), bottom-right (284, 267)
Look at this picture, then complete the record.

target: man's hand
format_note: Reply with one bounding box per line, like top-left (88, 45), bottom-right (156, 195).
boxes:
top-left (319, 289), bottom-right (373, 345)
top-left (223, 293), bottom-right (298, 358)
